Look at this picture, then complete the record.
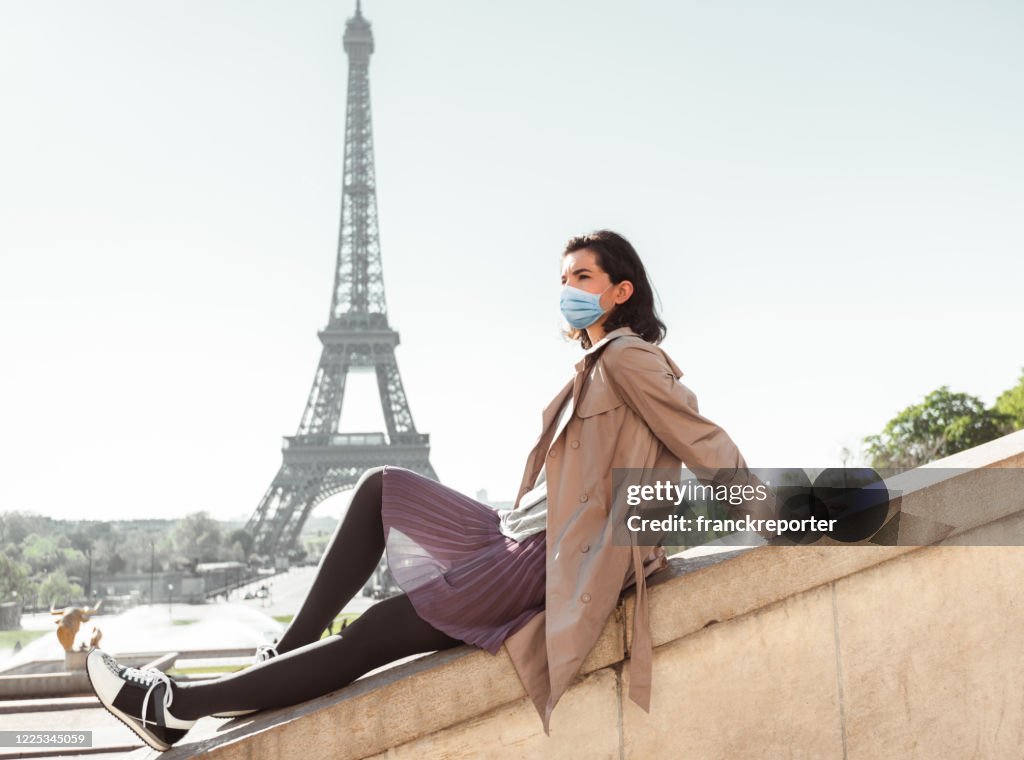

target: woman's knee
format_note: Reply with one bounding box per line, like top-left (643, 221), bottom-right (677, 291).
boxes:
top-left (338, 467), bottom-right (385, 530)
top-left (356, 466), bottom-right (385, 489)
top-left (350, 467), bottom-right (384, 503)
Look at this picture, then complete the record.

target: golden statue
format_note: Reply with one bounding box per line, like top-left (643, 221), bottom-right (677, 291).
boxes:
top-left (51, 600), bottom-right (103, 652)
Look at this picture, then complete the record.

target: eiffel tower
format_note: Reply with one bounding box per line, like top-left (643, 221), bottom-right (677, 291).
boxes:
top-left (246, 1), bottom-right (437, 557)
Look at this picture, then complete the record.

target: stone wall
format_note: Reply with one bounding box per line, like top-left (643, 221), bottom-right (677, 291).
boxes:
top-left (163, 429), bottom-right (1024, 759)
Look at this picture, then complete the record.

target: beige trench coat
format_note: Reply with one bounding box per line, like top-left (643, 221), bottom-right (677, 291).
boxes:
top-left (502, 325), bottom-right (776, 733)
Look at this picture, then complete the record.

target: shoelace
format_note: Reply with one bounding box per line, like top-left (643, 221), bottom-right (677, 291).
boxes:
top-left (120, 665), bottom-right (173, 728)
top-left (255, 644), bottom-right (279, 662)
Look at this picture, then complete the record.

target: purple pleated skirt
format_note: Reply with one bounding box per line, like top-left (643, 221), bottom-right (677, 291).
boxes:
top-left (380, 465), bottom-right (546, 655)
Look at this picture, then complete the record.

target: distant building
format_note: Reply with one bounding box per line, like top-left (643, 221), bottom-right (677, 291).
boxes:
top-left (195, 561), bottom-right (249, 596)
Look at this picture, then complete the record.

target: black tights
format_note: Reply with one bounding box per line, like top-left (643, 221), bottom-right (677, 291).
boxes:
top-left (171, 466), bottom-right (463, 720)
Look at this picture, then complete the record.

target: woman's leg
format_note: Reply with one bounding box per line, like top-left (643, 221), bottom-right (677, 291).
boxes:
top-left (274, 466), bottom-right (387, 654)
top-left (170, 593), bottom-right (462, 719)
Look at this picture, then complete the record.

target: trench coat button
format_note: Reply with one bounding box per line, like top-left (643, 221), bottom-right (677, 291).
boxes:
top-left (570, 439), bottom-right (580, 449)
top-left (580, 592), bottom-right (592, 603)
top-left (548, 448), bottom-right (557, 457)
top-left (581, 543), bottom-right (590, 553)
top-left (579, 493), bottom-right (589, 503)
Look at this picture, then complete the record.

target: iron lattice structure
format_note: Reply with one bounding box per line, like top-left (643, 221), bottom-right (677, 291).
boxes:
top-left (246, 2), bottom-right (437, 557)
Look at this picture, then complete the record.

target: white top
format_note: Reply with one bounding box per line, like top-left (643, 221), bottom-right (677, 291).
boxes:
top-left (498, 396), bottom-right (574, 542)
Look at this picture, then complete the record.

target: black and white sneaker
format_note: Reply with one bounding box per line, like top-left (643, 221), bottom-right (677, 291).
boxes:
top-left (86, 649), bottom-right (196, 751)
top-left (210, 643), bottom-right (280, 719)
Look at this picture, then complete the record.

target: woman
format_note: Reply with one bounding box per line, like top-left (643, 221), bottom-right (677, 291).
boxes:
top-left (87, 230), bottom-right (773, 751)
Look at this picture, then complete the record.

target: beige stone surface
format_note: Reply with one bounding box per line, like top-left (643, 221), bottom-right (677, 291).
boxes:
top-left (186, 646), bottom-right (527, 760)
top-left (580, 603), bottom-right (625, 673)
top-left (168, 608), bottom-right (626, 759)
top-left (624, 544), bottom-right (912, 653)
top-left (622, 583), bottom-right (843, 759)
top-left (837, 546), bottom-right (1024, 759)
top-left (938, 507), bottom-right (1024, 547)
top-left (363, 668), bottom-right (621, 760)
top-left (896, 466), bottom-right (1024, 540)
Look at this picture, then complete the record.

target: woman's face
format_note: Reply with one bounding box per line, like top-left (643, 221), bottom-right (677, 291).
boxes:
top-left (561, 249), bottom-right (631, 329)
top-left (561, 247), bottom-right (610, 294)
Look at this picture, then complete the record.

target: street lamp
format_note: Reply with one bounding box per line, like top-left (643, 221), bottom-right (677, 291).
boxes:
top-left (167, 583), bottom-right (173, 622)
top-left (85, 546), bottom-right (92, 601)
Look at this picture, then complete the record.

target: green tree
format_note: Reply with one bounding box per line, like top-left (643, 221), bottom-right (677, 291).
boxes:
top-left (21, 534), bottom-right (64, 576)
top-left (118, 528), bottom-right (173, 574)
top-left (0, 512), bottom-right (45, 547)
top-left (226, 529), bottom-right (254, 559)
top-left (864, 386), bottom-right (1011, 470)
top-left (173, 512), bottom-right (223, 564)
top-left (994, 368), bottom-right (1024, 433)
top-left (67, 529), bottom-right (101, 598)
top-left (93, 526), bottom-right (126, 575)
top-left (37, 569), bottom-right (83, 608)
top-left (105, 553), bottom-right (127, 574)
top-left (0, 555), bottom-right (33, 601)
top-left (227, 541), bottom-right (246, 563)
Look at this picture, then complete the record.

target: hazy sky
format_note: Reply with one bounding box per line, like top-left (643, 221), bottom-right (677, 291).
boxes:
top-left (2, 0), bottom-right (1021, 522)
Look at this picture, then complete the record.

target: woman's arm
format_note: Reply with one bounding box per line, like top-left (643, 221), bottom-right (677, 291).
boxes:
top-left (603, 342), bottom-right (777, 533)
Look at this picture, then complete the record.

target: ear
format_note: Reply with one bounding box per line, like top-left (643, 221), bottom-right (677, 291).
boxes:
top-left (614, 280), bottom-right (634, 304)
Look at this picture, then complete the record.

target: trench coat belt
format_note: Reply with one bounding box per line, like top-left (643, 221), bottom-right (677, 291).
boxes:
top-left (628, 536), bottom-right (654, 711)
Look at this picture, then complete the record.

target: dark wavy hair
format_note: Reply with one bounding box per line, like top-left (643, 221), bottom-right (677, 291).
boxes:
top-left (561, 230), bottom-right (667, 349)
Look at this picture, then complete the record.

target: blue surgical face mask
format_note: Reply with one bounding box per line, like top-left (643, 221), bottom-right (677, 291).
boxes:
top-left (560, 283), bottom-right (613, 329)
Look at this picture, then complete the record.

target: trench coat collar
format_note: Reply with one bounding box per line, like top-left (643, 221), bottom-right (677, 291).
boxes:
top-left (573, 325), bottom-right (640, 372)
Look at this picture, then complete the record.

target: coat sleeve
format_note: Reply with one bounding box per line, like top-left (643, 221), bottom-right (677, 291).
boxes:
top-left (603, 342), bottom-right (778, 538)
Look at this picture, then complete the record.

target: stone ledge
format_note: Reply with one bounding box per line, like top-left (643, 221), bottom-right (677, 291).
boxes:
top-left (157, 428), bottom-right (1024, 758)
top-left (160, 582), bottom-right (626, 759)
top-left (624, 429), bottom-right (1024, 653)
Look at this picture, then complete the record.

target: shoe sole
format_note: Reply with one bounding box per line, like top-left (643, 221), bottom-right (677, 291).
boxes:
top-left (211, 709), bottom-right (257, 718)
top-left (85, 653), bottom-right (173, 752)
